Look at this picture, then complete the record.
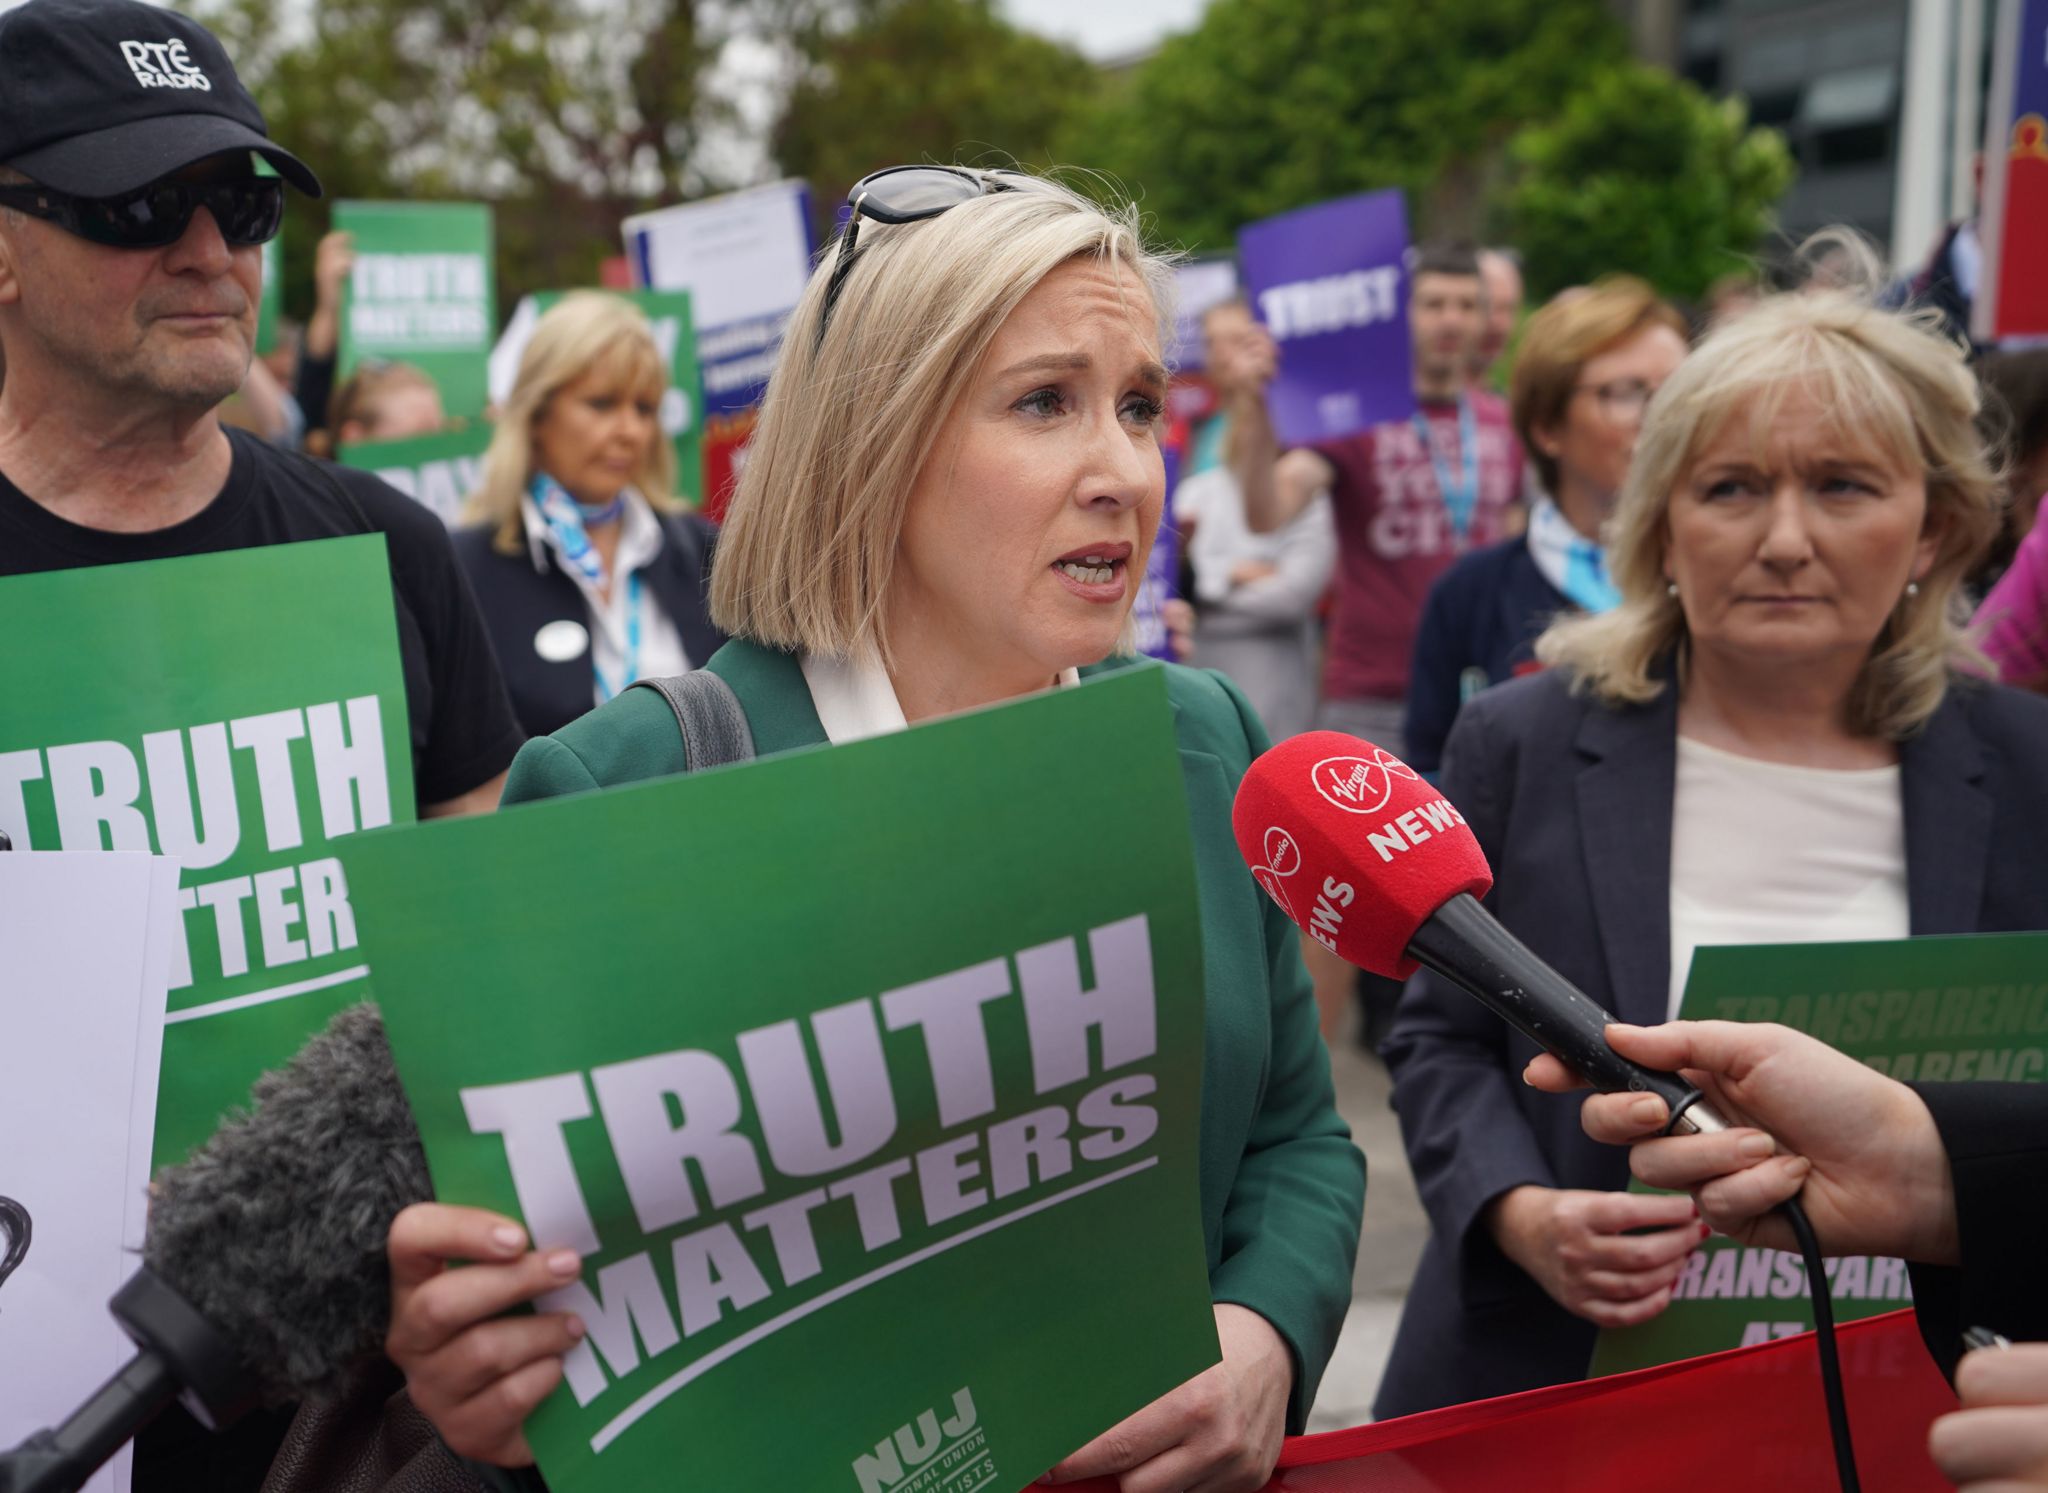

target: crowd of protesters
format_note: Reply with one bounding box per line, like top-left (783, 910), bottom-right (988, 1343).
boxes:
top-left (4, 1), bottom-right (2048, 1491)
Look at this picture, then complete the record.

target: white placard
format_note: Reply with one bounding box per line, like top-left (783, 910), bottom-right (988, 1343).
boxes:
top-left (0, 852), bottom-right (180, 1493)
top-left (622, 180), bottom-right (814, 327)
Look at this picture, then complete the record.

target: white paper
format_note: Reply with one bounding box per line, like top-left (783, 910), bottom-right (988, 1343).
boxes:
top-left (0, 852), bottom-right (178, 1493)
top-left (622, 179), bottom-right (814, 328)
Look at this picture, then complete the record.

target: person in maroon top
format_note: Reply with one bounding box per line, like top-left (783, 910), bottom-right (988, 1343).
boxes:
top-left (1226, 241), bottom-right (1527, 1038)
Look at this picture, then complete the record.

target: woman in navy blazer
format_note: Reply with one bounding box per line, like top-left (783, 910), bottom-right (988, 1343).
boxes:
top-left (454, 292), bottom-right (726, 738)
top-left (1375, 279), bottom-right (2048, 1417)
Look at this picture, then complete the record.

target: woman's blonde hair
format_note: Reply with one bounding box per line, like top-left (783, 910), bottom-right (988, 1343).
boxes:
top-left (1536, 287), bottom-right (2003, 738)
top-left (305, 360), bottom-right (438, 458)
top-left (466, 291), bottom-right (681, 553)
top-left (1510, 276), bottom-right (1688, 496)
top-left (709, 170), bottom-right (1174, 659)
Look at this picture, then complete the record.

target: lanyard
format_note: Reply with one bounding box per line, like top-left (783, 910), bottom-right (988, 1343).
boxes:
top-left (594, 570), bottom-right (643, 703)
top-left (1414, 395), bottom-right (1480, 541)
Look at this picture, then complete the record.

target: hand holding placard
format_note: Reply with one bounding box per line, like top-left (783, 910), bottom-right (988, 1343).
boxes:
top-left (345, 670), bottom-right (1218, 1493)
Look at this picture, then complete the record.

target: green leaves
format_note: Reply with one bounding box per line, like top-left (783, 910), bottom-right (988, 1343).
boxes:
top-left (1492, 64), bottom-right (1796, 301)
top-left (194, 0), bottom-right (732, 319)
top-left (1073, 0), bottom-right (1628, 253)
top-left (770, 0), bottom-right (1099, 241)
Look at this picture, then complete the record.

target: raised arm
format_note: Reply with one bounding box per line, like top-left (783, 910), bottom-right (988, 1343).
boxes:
top-left (1213, 321), bottom-right (1329, 533)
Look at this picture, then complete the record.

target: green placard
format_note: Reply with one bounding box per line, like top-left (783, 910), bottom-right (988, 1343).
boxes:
top-left (519, 289), bottom-right (703, 507)
top-left (1590, 931), bottom-right (2048, 1375)
top-left (255, 159), bottom-right (282, 357)
top-left (337, 424), bottom-right (495, 527)
top-left (342, 668), bottom-right (1218, 1493)
top-left (336, 200), bottom-right (496, 421)
top-left (0, 538), bottom-right (417, 1169)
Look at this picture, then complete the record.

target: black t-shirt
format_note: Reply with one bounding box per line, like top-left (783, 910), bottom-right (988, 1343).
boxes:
top-left (0, 428), bottom-right (524, 806)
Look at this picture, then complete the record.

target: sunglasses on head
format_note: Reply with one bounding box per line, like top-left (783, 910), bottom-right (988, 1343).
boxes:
top-left (0, 175), bottom-right (284, 250)
top-left (815, 165), bottom-right (1027, 347)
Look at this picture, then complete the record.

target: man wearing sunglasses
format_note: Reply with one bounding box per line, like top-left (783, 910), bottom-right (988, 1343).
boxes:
top-left (0, 0), bottom-right (522, 836)
top-left (0, 5), bottom-right (524, 1480)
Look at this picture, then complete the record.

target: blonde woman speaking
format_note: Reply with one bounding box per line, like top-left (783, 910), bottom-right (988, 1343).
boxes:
top-left (388, 169), bottom-right (1364, 1493)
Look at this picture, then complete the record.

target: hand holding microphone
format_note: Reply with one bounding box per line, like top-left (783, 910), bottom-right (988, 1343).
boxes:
top-left (1523, 1021), bottom-right (1960, 1265)
top-left (1230, 731), bottom-right (1729, 1135)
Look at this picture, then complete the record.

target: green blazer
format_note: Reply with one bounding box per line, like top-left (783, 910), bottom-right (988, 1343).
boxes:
top-left (503, 640), bottom-right (1365, 1430)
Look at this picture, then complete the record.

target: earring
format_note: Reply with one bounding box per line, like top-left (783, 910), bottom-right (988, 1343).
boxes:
top-left (1666, 581), bottom-right (1679, 599)
top-left (1905, 581), bottom-right (1921, 598)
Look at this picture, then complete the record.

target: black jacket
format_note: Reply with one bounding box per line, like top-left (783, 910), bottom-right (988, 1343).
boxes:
top-left (1374, 663), bottom-right (2048, 1418)
top-left (1909, 1080), bottom-right (2048, 1379)
top-left (1404, 534), bottom-right (1571, 775)
top-left (451, 511), bottom-right (725, 739)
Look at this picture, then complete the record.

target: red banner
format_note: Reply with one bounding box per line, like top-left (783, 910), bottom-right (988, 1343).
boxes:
top-left (1066, 1310), bottom-right (1955, 1492)
top-left (1975, 0), bottom-right (2048, 341)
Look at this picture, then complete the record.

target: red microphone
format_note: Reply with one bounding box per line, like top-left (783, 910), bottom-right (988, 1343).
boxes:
top-left (1233, 732), bottom-right (1727, 1136)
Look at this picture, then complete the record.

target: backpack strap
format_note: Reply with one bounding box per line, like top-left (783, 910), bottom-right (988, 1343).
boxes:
top-left (629, 671), bottom-right (756, 771)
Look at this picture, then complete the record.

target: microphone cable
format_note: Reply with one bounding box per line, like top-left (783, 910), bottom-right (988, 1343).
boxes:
top-left (1779, 1193), bottom-right (1859, 1493)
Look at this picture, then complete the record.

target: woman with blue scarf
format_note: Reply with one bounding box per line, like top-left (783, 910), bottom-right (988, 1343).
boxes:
top-left (1403, 278), bottom-right (1687, 772)
top-left (454, 292), bottom-right (725, 737)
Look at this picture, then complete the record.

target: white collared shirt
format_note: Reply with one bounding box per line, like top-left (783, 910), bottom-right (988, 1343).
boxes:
top-left (522, 488), bottom-right (692, 705)
top-left (800, 649), bottom-right (1081, 745)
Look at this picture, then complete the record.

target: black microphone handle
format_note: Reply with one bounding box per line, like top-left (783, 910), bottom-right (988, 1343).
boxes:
top-left (0, 1349), bottom-right (178, 1493)
top-left (0, 1267), bottom-right (259, 1493)
top-left (1406, 893), bottom-right (1729, 1136)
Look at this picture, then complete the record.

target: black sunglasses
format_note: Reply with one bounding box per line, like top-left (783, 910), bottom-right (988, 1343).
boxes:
top-left (0, 176), bottom-right (284, 250)
top-left (815, 166), bottom-right (1024, 347)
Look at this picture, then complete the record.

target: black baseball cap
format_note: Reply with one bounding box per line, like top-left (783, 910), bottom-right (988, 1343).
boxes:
top-left (0, 0), bottom-right (321, 198)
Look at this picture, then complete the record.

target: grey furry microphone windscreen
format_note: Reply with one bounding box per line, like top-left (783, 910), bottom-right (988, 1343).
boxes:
top-left (143, 1002), bottom-right (432, 1399)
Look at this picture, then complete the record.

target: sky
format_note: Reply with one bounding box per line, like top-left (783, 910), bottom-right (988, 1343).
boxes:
top-left (997, 0), bottom-right (1211, 62)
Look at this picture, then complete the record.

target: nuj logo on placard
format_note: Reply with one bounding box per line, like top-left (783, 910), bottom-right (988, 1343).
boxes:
top-left (119, 38), bottom-right (213, 91)
top-left (1311, 747), bottom-right (1417, 816)
top-left (852, 1387), bottom-right (995, 1493)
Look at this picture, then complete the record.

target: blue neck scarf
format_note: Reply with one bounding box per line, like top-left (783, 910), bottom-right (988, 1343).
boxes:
top-left (1526, 494), bottom-right (1621, 614)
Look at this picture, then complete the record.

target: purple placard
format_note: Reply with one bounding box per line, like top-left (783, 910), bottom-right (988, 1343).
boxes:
top-left (1133, 445), bottom-right (1182, 660)
top-left (1237, 189), bottom-right (1415, 445)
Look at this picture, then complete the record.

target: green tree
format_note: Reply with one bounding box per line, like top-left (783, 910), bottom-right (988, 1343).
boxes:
top-left (1491, 63), bottom-right (1795, 302)
top-left (771, 0), bottom-right (1101, 239)
top-left (1070, 0), bottom-right (1628, 253)
top-left (192, 0), bottom-right (737, 317)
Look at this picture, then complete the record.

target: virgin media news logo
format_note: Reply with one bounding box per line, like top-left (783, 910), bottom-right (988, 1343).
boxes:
top-left (1311, 749), bottom-right (1417, 816)
top-left (1253, 825), bottom-right (1302, 915)
top-left (119, 39), bottom-right (213, 91)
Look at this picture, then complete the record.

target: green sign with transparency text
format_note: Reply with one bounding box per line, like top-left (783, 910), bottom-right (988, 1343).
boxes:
top-left (342, 668), bottom-right (1219, 1493)
top-left (337, 200), bottom-right (496, 420)
top-left (1591, 931), bottom-right (2048, 1376)
top-left (0, 538), bottom-right (416, 1169)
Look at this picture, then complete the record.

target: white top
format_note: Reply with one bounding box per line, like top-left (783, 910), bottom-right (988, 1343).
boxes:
top-left (521, 489), bottom-right (692, 705)
top-left (1667, 735), bottom-right (1909, 1017)
top-left (801, 649), bottom-right (1081, 745)
top-left (1176, 465), bottom-right (1335, 627)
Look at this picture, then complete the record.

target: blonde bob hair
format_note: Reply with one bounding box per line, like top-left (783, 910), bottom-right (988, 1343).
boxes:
top-left (467, 291), bottom-right (682, 553)
top-left (709, 170), bottom-right (1174, 659)
top-left (1536, 289), bottom-right (2002, 739)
